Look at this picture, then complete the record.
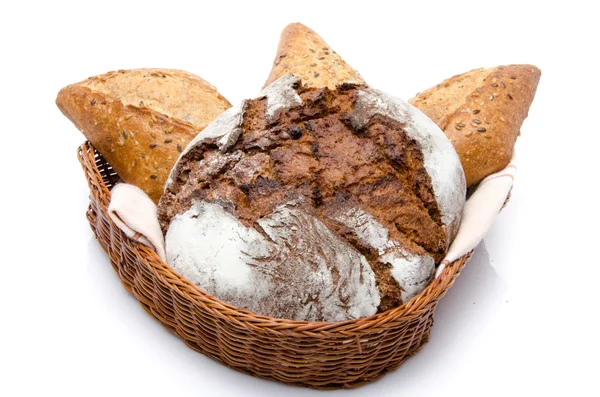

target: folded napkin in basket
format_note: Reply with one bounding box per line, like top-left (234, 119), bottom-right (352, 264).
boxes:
top-left (108, 183), bottom-right (167, 262)
top-left (435, 150), bottom-right (517, 277)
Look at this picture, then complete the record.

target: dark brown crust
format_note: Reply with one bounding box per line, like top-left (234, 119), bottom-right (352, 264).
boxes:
top-left (409, 64), bottom-right (541, 186)
top-left (158, 84), bottom-right (447, 312)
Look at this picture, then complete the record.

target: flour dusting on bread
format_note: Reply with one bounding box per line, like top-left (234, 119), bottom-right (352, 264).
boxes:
top-left (166, 100), bottom-right (247, 188)
top-left (159, 76), bottom-right (466, 321)
top-left (166, 199), bottom-right (380, 321)
top-left (350, 88), bottom-right (466, 242)
top-left (330, 206), bottom-right (435, 302)
top-left (257, 74), bottom-right (303, 121)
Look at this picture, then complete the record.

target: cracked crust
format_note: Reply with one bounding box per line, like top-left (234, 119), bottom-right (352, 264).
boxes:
top-left (158, 77), bottom-right (465, 319)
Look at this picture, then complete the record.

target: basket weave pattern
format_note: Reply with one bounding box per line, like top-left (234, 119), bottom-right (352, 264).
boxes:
top-left (78, 141), bottom-right (481, 389)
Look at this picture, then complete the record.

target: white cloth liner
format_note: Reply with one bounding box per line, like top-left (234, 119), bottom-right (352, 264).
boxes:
top-left (107, 183), bottom-right (167, 262)
top-left (434, 149), bottom-right (517, 278)
top-left (106, 150), bottom-right (517, 278)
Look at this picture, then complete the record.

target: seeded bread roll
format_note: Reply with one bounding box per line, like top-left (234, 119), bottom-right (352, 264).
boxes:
top-left (263, 23), bottom-right (364, 90)
top-left (158, 75), bottom-right (466, 321)
top-left (56, 69), bottom-right (231, 202)
top-left (409, 64), bottom-right (541, 186)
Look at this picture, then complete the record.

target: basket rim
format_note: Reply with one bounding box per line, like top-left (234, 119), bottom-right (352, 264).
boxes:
top-left (78, 141), bottom-right (475, 335)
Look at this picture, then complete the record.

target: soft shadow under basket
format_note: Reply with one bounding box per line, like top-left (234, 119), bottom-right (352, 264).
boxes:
top-left (78, 141), bottom-right (510, 389)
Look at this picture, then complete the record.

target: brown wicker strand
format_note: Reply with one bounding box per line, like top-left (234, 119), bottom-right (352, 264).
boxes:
top-left (78, 141), bottom-right (496, 389)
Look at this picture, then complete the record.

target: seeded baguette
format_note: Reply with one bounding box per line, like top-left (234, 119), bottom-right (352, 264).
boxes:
top-left (56, 69), bottom-right (231, 202)
top-left (263, 23), bottom-right (364, 90)
top-left (409, 64), bottom-right (541, 186)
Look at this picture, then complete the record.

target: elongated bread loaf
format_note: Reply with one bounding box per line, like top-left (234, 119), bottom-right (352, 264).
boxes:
top-left (56, 69), bottom-right (231, 202)
top-left (409, 65), bottom-right (541, 186)
top-left (263, 23), bottom-right (364, 89)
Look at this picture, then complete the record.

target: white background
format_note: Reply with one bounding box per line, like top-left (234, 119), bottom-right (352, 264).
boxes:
top-left (2, 1), bottom-right (598, 396)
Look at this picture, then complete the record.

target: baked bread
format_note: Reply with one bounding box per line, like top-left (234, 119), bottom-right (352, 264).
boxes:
top-left (56, 69), bottom-right (231, 202)
top-left (263, 23), bottom-right (364, 90)
top-left (158, 75), bottom-right (466, 321)
top-left (409, 65), bottom-right (541, 186)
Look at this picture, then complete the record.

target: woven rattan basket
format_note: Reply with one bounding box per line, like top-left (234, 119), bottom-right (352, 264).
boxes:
top-left (78, 141), bottom-right (510, 389)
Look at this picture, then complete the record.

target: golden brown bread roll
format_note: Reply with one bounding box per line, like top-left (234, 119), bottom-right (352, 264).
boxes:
top-left (56, 69), bottom-right (231, 202)
top-left (263, 23), bottom-right (364, 89)
top-left (409, 65), bottom-right (541, 186)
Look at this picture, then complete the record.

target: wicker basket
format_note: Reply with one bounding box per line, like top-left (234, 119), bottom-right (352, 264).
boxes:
top-left (78, 141), bottom-right (504, 389)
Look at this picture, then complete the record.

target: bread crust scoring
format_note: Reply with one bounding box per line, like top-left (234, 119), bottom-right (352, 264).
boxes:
top-left (159, 75), bottom-right (466, 321)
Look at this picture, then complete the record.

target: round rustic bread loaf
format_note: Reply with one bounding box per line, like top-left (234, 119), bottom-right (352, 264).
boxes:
top-left (157, 75), bottom-right (466, 322)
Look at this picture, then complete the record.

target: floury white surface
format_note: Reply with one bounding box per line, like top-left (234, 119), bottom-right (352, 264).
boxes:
top-left (330, 207), bottom-right (435, 302)
top-left (165, 101), bottom-right (247, 187)
top-left (258, 74), bottom-right (303, 121)
top-left (2, 1), bottom-right (598, 396)
top-left (166, 199), bottom-right (380, 321)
